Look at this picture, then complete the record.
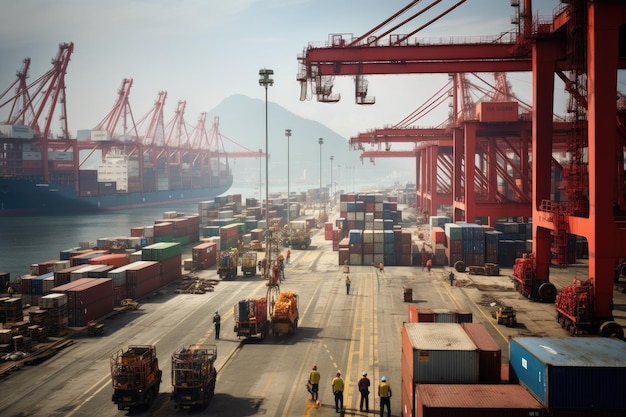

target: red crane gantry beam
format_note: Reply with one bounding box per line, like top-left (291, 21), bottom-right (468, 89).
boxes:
top-left (300, 43), bottom-right (532, 78)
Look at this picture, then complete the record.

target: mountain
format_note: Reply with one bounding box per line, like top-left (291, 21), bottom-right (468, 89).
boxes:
top-left (206, 94), bottom-right (414, 193)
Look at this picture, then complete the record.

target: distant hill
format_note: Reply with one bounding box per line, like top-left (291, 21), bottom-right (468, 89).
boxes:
top-left (206, 94), bottom-right (413, 193)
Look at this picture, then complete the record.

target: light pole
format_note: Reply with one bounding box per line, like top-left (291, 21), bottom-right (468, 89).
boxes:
top-left (259, 68), bottom-right (273, 273)
top-left (337, 164), bottom-right (341, 198)
top-left (258, 148), bottom-right (262, 202)
top-left (330, 155), bottom-right (334, 210)
top-left (285, 128), bottom-right (292, 225)
top-left (318, 137), bottom-right (324, 214)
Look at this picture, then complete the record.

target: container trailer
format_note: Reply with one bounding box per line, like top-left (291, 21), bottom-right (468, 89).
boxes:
top-left (270, 291), bottom-right (299, 336)
top-left (110, 345), bottom-right (162, 411)
top-left (234, 298), bottom-right (268, 339)
top-left (171, 344), bottom-right (217, 409)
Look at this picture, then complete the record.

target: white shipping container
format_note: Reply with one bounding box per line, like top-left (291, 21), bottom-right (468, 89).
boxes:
top-left (218, 210), bottom-right (234, 220)
top-left (0, 124), bottom-right (34, 139)
top-left (70, 265), bottom-right (102, 281)
top-left (363, 230), bottom-right (374, 243)
top-left (39, 293), bottom-right (68, 308)
top-left (22, 151), bottom-right (42, 161)
top-left (356, 212), bottom-right (365, 221)
top-left (373, 230), bottom-right (385, 243)
top-left (374, 219), bottom-right (384, 230)
top-left (404, 323), bottom-right (480, 383)
top-left (143, 226), bottom-right (154, 238)
top-left (54, 261), bottom-right (71, 272)
top-left (363, 253), bottom-right (373, 266)
top-left (43, 277), bottom-right (55, 294)
top-left (90, 130), bottom-right (111, 141)
top-left (48, 151), bottom-right (74, 161)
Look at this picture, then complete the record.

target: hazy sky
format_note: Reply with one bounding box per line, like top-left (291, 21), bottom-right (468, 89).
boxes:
top-left (0, 0), bottom-right (565, 144)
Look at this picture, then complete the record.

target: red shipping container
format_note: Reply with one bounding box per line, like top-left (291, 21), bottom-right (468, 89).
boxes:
top-left (88, 253), bottom-right (130, 268)
top-left (126, 261), bottom-right (160, 286)
top-left (414, 384), bottom-right (546, 417)
top-left (338, 248), bottom-right (349, 265)
top-left (192, 242), bottom-right (217, 269)
top-left (461, 322), bottom-right (502, 383)
top-left (475, 101), bottom-right (519, 123)
top-left (408, 304), bottom-right (418, 323)
top-left (160, 255), bottom-right (182, 285)
top-left (52, 278), bottom-right (113, 327)
top-left (431, 227), bottom-right (446, 245)
top-left (130, 227), bottom-right (145, 237)
top-left (114, 285), bottom-right (127, 307)
top-left (37, 260), bottom-right (58, 275)
top-left (154, 222), bottom-right (174, 236)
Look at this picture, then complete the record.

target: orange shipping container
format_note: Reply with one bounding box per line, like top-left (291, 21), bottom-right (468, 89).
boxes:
top-left (88, 253), bottom-right (130, 268)
top-left (475, 101), bottom-right (518, 122)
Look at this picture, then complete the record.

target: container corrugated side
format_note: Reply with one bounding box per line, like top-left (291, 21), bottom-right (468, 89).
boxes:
top-left (509, 337), bottom-right (626, 410)
top-left (405, 323), bottom-right (479, 383)
top-left (461, 322), bottom-right (502, 383)
top-left (415, 383), bottom-right (546, 417)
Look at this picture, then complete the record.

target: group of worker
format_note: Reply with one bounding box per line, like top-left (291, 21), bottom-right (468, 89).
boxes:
top-left (257, 249), bottom-right (292, 281)
top-left (308, 365), bottom-right (392, 416)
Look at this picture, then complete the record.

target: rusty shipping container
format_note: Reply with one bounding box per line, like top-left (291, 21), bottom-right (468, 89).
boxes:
top-left (414, 384), bottom-right (546, 417)
top-left (460, 322), bottom-right (502, 383)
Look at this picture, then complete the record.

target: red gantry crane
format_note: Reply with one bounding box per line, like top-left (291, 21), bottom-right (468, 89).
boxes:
top-left (297, 0), bottom-right (626, 338)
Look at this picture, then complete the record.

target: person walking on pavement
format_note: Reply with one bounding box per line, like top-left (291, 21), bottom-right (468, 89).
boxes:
top-left (308, 365), bottom-right (321, 401)
top-left (278, 257), bottom-right (285, 281)
top-left (345, 275), bottom-right (351, 295)
top-left (378, 262), bottom-right (384, 275)
top-left (378, 376), bottom-right (392, 417)
top-left (449, 270), bottom-right (455, 286)
top-left (426, 258), bottom-right (433, 275)
top-left (358, 371), bottom-right (371, 412)
top-left (212, 310), bottom-right (221, 339)
top-left (332, 371), bottom-right (345, 413)
top-left (286, 248), bottom-right (291, 265)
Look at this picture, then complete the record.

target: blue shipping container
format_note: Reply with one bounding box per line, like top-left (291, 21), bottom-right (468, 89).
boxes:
top-left (509, 337), bottom-right (626, 410)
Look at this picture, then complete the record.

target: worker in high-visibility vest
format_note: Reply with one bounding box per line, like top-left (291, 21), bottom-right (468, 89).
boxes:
top-left (308, 365), bottom-right (320, 400)
top-left (378, 376), bottom-right (392, 417)
top-left (331, 371), bottom-right (345, 413)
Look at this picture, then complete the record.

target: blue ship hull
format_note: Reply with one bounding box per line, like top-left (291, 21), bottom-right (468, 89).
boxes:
top-left (0, 176), bottom-right (233, 216)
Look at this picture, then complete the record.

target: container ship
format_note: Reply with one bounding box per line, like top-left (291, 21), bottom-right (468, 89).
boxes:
top-left (0, 124), bottom-right (233, 215)
top-left (0, 44), bottom-right (234, 215)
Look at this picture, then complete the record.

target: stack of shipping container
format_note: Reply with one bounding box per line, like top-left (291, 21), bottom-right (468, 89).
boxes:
top-left (401, 317), bottom-right (626, 416)
top-left (426, 218), bottom-right (586, 269)
top-left (335, 193), bottom-right (411, 266)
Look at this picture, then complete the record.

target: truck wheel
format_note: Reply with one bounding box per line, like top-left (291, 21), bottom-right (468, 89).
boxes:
top-left (117, 405), bottom-right (124, 411)
top-left (538, 282), bottom-right (557, 302)
top-left (145, 389), bottom-right (155, 409)
top-left (599, 321), bottom-right (624, 339)
top-left (454, 261), bottom-right (466, 272)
